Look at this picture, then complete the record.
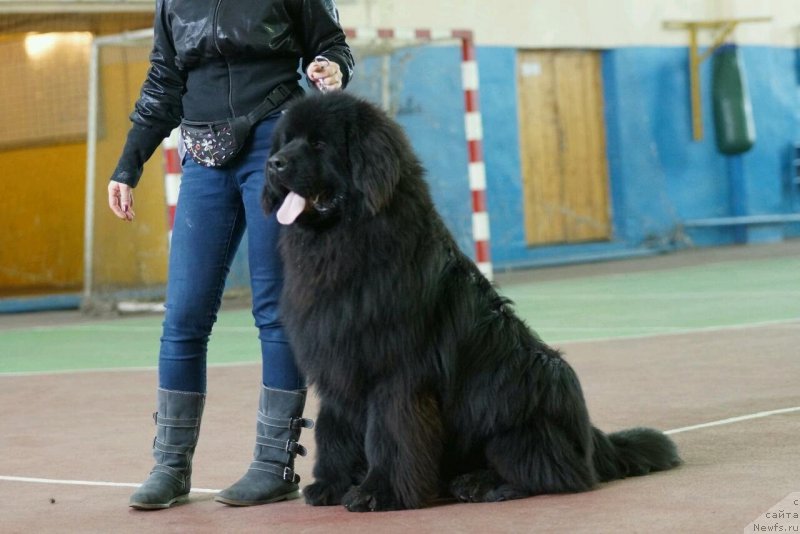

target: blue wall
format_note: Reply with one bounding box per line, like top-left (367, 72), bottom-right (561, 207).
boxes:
top-left (603, 46), bottom-right (800, 249)
top-left (358, 44), bottom-right (800, 271)
top-left (227, 43), bottom-right (800, 285)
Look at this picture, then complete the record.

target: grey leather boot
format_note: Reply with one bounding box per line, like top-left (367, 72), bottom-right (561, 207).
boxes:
top-left (215, 386), bottom-right (314, 506)
top-left (129, 388), bottom-right (205, 510)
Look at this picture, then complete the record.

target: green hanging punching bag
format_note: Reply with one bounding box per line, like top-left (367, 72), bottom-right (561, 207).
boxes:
top-left (711, 43), bottom-right (756, 154)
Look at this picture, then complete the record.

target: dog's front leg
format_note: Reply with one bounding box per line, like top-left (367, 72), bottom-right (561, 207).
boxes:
top-left (342, 384), bottom-right (443, 512)
top-left (304, 401), bottom-right (367, 506)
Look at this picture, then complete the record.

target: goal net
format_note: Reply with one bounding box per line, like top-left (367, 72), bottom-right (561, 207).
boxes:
top-left (83, 28), bottom-right (487, 313)
top-left (83, 29), bottom-right (170, 314)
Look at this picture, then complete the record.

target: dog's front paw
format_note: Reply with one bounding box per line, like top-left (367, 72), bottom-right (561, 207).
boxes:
top-left (450, 472), bottom-right (493, 502)
top-left (303, 481), bottom-right (351, 506)
top-left (449, 470), bottom-right (528, 503)
top-left (341, 483), bottom-right (400, 512)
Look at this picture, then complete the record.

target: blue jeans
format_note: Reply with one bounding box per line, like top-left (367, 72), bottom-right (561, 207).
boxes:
top-left (159, 115), bottom-right (302, 393)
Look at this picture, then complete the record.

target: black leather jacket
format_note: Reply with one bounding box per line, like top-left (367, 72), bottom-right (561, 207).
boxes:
top-left (112, 0), bottom-right (354, 187)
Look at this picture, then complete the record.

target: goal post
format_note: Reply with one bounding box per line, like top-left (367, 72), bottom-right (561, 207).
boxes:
top-left (82, 26), bottom-right (492, 313)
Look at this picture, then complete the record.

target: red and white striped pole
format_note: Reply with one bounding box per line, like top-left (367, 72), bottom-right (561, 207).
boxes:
top-left (454, 30), bottom-right (492, 281)
top-left (162, 128), bottom-right (182, 245)
top-left (343, 27), bottom-right (493, 281)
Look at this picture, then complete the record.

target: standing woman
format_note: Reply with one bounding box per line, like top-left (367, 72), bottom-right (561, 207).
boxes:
top-left (107, 0), bottom-right (353, 509)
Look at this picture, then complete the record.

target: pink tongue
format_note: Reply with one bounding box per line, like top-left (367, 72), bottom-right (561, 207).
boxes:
top-left (276, 191), bottom-right (307, 225)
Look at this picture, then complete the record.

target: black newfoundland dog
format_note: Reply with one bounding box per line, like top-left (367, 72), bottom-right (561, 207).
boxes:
top-left (263, 92), bottom-right (680, 512)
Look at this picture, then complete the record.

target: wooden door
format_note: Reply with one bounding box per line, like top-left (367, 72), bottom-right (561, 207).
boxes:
top-left (517, 50), bottom-right (611, 246)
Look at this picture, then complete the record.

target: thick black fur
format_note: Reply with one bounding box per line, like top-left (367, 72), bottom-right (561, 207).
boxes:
top-left (262, 92), bottom-right (681, 512)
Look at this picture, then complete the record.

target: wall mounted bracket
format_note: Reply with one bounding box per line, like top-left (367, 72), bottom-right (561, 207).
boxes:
top-left (663, 17), bottom-right (771, 141)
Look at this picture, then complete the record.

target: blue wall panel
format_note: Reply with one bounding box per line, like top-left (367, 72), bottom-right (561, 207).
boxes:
top-left (603, 47), bottom-right (730, 246)
top-left (473, 47), bottom-right (527, 265)
top-left (739, 46), bottom-right (800, 240)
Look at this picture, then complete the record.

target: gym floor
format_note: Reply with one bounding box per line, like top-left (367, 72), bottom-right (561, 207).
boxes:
top-left (1, 241), bottom-right (798, 533)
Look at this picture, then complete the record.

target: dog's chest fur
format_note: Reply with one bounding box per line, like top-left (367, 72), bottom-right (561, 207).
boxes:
top-left (278, 218), bottom-right (452, 400)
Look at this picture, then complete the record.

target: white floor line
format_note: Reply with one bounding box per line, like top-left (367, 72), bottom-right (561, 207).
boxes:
top-left (552, 317), bottom-right (800, 345)
top-left (6, 325), bottom-right (254, 333)
top-left (516, 291), bottom-right (800, 299)
top-left (663, 406), bottom-right (800, 435)
top-left (0, 361), bottom-right (259, 378)
top-left (10, 315), bottom-right (797, 335)
top-left (2, 406), bottom-right (798, 493)
top-left (0, 476), bottom-right (219, 493)
top-left (3, 318), bottom-right (798, 379)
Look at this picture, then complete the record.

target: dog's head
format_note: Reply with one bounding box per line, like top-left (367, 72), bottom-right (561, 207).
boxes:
top-left (263, 92), bottom-right (420, 228)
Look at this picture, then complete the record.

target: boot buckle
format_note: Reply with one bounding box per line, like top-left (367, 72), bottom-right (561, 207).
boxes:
top-left (282, 466), bottom-right (297, 482)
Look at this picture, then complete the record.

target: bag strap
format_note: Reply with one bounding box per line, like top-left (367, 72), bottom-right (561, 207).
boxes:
top-left (244, 82), bottom-right (301, 125)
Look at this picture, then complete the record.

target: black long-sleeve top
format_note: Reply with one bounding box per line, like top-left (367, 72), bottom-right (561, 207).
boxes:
top-left (112, 0), bottom-right (354, 187)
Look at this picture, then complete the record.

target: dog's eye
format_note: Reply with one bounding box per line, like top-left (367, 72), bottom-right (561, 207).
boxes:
top-left (312, 141), bottom-right (327, 151)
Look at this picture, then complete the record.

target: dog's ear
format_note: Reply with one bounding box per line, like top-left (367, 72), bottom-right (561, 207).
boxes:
top-left (262, 124), bottom-right (287, 215)
top-left (261, 155), bottom-right (279, 215)
top-left (261, 181), bottom-right (279, 214)
top-left (348, 113), bottom-right (403, 216)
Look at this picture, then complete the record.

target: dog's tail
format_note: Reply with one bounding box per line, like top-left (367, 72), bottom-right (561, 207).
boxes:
top-left (591, 426), bottom-right (681, 482)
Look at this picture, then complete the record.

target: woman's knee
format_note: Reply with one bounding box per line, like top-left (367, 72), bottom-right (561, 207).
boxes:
top-left (162, 305), bottom-right (216, 345)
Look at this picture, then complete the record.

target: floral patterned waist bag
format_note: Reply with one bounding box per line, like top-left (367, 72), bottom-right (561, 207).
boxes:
top-left (181, 82), bottom-right (301, 168)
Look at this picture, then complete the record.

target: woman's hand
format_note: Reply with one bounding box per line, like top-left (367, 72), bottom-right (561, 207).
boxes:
top-left (108, 180), bottom-right (135, 222)
top-left (306, 56), bottom-right (343, 92)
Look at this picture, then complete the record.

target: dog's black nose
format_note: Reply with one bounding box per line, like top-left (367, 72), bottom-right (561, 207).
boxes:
top-left (268, 154), bottom-right (288, 174)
